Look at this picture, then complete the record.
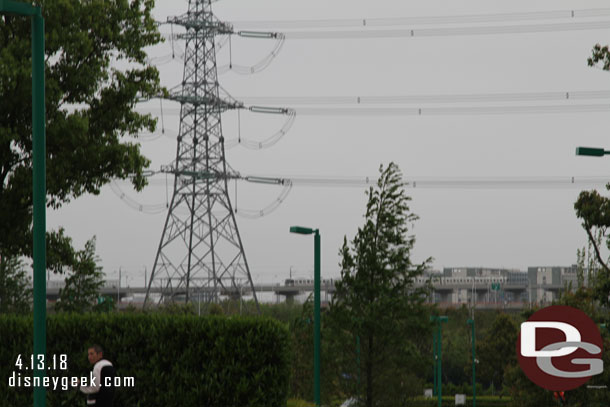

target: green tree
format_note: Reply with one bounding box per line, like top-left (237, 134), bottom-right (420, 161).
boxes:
top-left (572, 43), bottom-right (610, 305)
top-left (477, 313), bottom-right (517, 391)
top-left (327, 162), bottom-right (432, 407)
top-left (55, 237), bottom-right (104, 313)
top-left (573, 189), bottom-right (610, 306)
top-left (0, 0), bottom-right (162, 264)
top-left (0, 255), bottom-right (32, 313)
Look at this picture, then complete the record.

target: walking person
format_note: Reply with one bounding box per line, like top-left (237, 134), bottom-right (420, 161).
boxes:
top-left (79, 344), bottom-right (116, 407)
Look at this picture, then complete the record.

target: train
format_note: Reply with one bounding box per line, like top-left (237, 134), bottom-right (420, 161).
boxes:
top-left (284, 278), bottom-right (335, 286)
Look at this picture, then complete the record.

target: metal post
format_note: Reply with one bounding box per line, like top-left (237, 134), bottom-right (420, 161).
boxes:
top-left (468, 319), bottom-right (476, 407)
top-left (314, 230), bottom-right (321, 407)
top-left (356, 333), bottom-right (361, 396)
top-left (32, 10), bottom-right (46, 407)
top-left (472, 277), bottom-right (475, 309)
top-left (437, 323), bottom-right (442, 407)
top-left (290, 225), bottom-right (321, 406)
top-left (430, 316), bottom-right (447, 407)
top-left (433, 328), bottom-right (437, 396)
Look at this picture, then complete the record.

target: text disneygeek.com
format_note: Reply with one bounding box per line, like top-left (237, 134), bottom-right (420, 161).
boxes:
top-left (8, 372), bottom-right (135, 391)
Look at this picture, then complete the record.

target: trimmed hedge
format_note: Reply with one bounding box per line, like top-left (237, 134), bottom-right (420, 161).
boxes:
top-left (0, 313), bottom-right (291, 407)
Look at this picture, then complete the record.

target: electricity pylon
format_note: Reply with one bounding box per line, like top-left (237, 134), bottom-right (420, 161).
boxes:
top-left (144, 0), bottom-right (259, 311)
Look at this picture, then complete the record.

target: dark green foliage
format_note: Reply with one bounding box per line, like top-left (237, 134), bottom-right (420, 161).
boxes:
top-left (426, 307), bottom-right (515, 394)
top-left (260, 301), bottom-right (314, 401)
top-left (0, 314), bottom-right (291, 407)
top-left (0, 0), bottom-right (163, 265)
top-left (0, 255), bottom-right (31, 314)
top-left (259, 301), bottom-right (304, 324)
top-left (288, 296), bottom-right (317, 402)
top-left (437, 306), bottom-right (471, 388)
top-left (589, 43), bottom-right (610, 70)
top-left (327, 162), bottom-right (432, 407)
top-left (154, 302), bottom-right (197, 315)
top-left (503, 363), bottom-right (555, 407)
top-left (477, 314), bottom-right (517, 390)
top-left (94, 295), bottom-right (115, 313)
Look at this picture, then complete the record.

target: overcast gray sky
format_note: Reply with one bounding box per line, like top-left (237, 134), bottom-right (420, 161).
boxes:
top-left (48, 0), bottom-right (610, 288)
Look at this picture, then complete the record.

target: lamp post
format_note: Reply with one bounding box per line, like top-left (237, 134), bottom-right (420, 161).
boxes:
top-left (575, 146), bottom-right (610, 157)
top-left (290, 226), bottom-right (321, 407)
top-left (467, 318), bottom-right (476, 407)
top-left (430, 315), bottom-right (448, 407)
top-left (0, 3), bottom-right (46, 407)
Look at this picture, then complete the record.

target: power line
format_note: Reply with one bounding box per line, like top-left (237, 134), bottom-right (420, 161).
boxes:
top-left (160, 20), bottom-right (610, 43)
top-left (109, 175), bottom-right (608, 217)
top-left (137, 89), bottom-right (610, 116)
top-left (267, 175), bottom-right (610, 189)
top-left (281, 21), bottom-right (610, 40)
top-left (294, 104), bottom-right (610, 116)
top-left (115, 175), bottom-right (610, 189)
top-left (229, 8), bottom-right (610, 30)
top-left (138, 103), bottom-right (610, 117)
top-left (236, 90), bottom-right (610, 105)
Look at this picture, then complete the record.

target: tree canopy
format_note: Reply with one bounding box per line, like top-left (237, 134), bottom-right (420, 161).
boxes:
top-left (0, 0), bottom-right (162, 262)
top-left (55, 237), bottom-right (106, 313)
top-left (327, 162), bottom-right (432, 407)
top-left (572, 43), bottom-right (610, 305)
top-left (0, 255), bottom-right (31, 314)
top-left (477, 313), bottom-right (517, 390)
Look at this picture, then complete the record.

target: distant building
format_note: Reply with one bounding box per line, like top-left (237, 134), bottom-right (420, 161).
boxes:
top-left (527, 265), bottom-right (579, 304)
top-left (416, 265), bottom-right (588, 308)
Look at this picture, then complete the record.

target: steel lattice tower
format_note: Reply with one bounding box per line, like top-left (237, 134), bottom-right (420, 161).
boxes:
top-left (144, 0), bottom-right (258, 310)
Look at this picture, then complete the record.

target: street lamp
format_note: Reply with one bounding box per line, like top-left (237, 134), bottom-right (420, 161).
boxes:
top-left (0, 2), bottom-right (46, 407)
top-left (290, 226), bottom-right (321, 407)
top-left (467, 319), bottom-right (476, 407)
top-left (575, 147), bottom-right (610, 157)
top-left (430, 315), bottom-right (448, 407)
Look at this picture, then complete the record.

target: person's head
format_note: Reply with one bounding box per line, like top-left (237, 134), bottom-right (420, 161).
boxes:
top-left (87, 344), bottom-right (104, 365)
